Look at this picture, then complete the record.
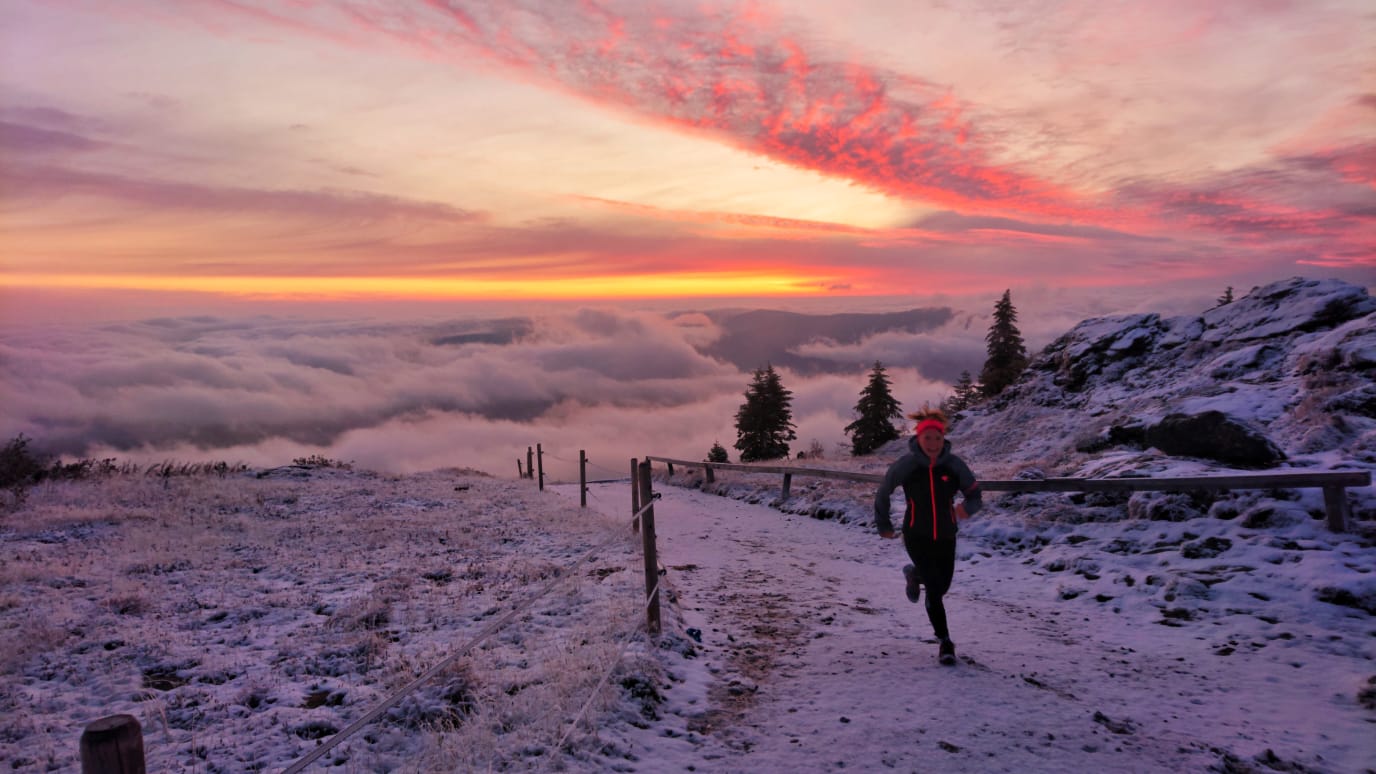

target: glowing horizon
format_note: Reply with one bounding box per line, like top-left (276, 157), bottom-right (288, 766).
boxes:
top-left (5, 269), bottom-right (864, 301)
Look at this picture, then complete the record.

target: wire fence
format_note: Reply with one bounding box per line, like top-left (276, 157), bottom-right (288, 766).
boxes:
top-left (556, 572), bottom-right (662, 750)
top-left (547, 450), bottom-right (628, 481)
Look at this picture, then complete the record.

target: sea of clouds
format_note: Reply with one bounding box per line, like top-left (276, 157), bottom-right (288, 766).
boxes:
top-left (0, 285), bottom-right (1226, 481)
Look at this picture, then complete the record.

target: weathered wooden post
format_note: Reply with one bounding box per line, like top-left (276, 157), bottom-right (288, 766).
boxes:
top-left (1323, 485), bottom-right (1349, 533)
top-left (536, 443), bottom-right (544, 491)
top-left (517, 459), bottom-right (524, 479)
top-left (780, 471), bottom-right (793, 500)
top-left (705, 464), bottom-right (715, 484)
top-left (579, 450), bottom-right (587, 508)
top-left (80, 714), bottom-right (145, 774)
top-left (630, 458), bottom-right (641, 533)
top-left (636, 460), bottom-right (662, 634)
top-left (526, 447), bottom-right (534, 480)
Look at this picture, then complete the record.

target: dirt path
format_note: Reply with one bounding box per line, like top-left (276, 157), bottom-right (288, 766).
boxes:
top-left (568, 482), bottom-right (1371, 773)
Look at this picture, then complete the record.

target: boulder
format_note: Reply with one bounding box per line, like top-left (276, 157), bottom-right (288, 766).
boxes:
top-left (1144, 411), bottom-right (1285, 469)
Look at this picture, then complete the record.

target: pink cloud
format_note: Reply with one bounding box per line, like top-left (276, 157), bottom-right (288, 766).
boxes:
top-left (148, 0), bottom-right (1084, 218)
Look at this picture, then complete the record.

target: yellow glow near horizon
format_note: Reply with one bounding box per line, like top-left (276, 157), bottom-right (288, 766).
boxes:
top-left (4, 270), bottom-right (864, 300)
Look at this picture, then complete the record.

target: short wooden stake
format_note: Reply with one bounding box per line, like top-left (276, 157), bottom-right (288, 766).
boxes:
top-left (579, 450), bottom-right (587, 508)
top-left (80, 714), bottom-right (145, 774)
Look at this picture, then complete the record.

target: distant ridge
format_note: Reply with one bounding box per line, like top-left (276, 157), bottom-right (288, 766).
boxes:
top-left (696, 307), bottom-right (954, 375)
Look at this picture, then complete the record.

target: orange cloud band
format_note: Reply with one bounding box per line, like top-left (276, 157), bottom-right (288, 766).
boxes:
top-left (3, 270), bottom-right (865, 301)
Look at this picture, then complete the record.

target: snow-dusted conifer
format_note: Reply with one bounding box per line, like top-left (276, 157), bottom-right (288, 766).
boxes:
top-left (734, 364), bottom-right (796, 462)
top-left (979, 290), bottom-right (1028, 397)
top-left (845, 361), bottom-right (903, 455)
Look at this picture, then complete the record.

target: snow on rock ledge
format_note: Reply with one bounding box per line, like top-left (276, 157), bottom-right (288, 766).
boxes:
top-left (951, 276), bottom-right (1375, 498)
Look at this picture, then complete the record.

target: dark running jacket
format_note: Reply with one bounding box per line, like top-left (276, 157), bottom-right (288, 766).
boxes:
top-left (874, 436), bottom-right (982, 541)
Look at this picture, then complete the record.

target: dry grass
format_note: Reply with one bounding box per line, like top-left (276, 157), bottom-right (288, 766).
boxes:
top-left (0, 468), bottom-right (649, 772)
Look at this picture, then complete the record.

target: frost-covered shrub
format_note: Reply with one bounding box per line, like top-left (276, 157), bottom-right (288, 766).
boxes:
top-left (291, 454), bottom-right (353, 470)
top-left (1163, 577), bottom-right (1211, 602)
top-left (1128, 492), bottom-right (1202, 522)
top-left (387, 674), bottom-right (478, 731)
top-left (1316, 582), bottom-right (1376, 615)
top-left (0, 435), bottom-right (45, 507)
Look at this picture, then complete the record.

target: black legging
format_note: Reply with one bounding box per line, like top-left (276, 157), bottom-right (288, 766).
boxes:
top-left (904, 538), bottom-right (957, 641)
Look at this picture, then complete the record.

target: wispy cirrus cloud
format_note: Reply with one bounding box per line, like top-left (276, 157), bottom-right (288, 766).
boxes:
top-left (5, 159), bottom-right (485, 224)
top-left (571, 195), bottom-right (871, 237)
top-left (0, 120), bottom-right (106, 154)
top-left (145, 0), bottom-right (1085, 218)
top-left (911, 211), bottom-right (1166, 244)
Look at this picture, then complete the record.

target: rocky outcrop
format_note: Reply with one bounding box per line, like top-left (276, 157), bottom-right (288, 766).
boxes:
top-left (949, 277), bottom-right (1376, 487)
top-left (1143, 411), bottom-right (1285, 469)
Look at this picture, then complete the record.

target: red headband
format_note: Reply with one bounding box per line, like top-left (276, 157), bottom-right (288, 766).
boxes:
top-left (915, 418), bottom-right (946, 436)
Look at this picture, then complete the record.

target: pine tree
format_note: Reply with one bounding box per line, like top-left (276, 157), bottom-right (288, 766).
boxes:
top-left (844, 361), bottom-right (903, 456)
top-left (707, 441), bottom-right (729, 463)
top-left (1216, 286), bottom-right (1234, 307)
top-left (979, 290), bottom-right (1028, 397)
top-left (940, 370), bottom-right (980, 416)
top-left (733, 364), bottom-right (797, 462)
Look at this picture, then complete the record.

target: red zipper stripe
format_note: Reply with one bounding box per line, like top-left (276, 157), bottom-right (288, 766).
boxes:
top-left (928, 465), bottom-right (939, 540)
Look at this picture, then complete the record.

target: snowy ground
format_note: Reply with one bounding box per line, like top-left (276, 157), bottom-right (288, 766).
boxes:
top-left (575, 475), bottom-right (1376, 774)
top-left (1, 466), bottom-right (1372, 773)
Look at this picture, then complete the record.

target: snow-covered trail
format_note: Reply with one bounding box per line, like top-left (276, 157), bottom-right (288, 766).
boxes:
top-left (562, 481), bottom-right (1374, 773)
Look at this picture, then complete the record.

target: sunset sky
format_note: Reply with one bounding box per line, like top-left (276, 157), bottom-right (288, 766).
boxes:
top-left (3, 0), bottom-right (1373, 320)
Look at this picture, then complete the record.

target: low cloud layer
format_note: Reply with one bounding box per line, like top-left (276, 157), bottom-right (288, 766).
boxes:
top-left (4, 274), bottom-right (1274, 480)
top-left (1, 306), bottom-right (978, 479)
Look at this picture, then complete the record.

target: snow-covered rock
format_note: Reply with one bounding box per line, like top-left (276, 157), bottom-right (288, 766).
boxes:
top-left (950, 277), bottom-right (1376, 503)
top-left (1142, 411), bottom-right (1285, 469)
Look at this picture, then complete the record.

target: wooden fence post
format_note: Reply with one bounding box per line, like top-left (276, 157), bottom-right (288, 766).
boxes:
top-left (526, 447), bottom-right (534, 480)
top-left (630, 458), bottom-right (641, 533)
top-left (80, 714), bottom-right (145, 774)
top-left (636, 460), bottom-right (662, 634)
top-left (780, 472), bottom-right (793, 501)
top-left (537, 444), bottom-right (544, 491)
top-left (1323, 485), bottom-right (1349, 533)
top-left (517, 459), bottom-right (524, 479)
top-left (705, 464), bottom-right (714, 484)
top-left (579, 450), bottom-right (587, 508)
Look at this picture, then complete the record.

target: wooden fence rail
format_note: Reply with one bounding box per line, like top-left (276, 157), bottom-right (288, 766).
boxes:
top-left (644, 456), bottom-right (1370, 533)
